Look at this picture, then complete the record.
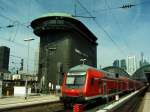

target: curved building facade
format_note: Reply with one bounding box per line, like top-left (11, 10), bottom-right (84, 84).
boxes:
top-left (132, 65), bottom-right (150, 83)
top-left (31, 13), bottom-right (98, 92)
top-left (102, 66), bottom-right (130, 78)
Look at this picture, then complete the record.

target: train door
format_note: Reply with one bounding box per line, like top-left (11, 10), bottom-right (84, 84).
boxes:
top-left (103, 80), bottom-right (107, 95)
top-left (99, 79), bottom-right (103, 94)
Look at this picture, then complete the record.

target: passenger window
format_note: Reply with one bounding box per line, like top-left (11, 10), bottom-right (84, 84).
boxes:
top-left (99, 80), bottom-right (102, 87)
top-left (91, 78), bottom-right (94, 85)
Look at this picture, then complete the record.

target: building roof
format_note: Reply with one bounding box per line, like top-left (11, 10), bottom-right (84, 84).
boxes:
top-left (132, 64), bottom-right (150, 82)
top-left (31, 12), bottom-right (97, 44)
top-left (39, 12), bottom-right (75, 19)
top-left (102, 66), bottom-right (130, 77)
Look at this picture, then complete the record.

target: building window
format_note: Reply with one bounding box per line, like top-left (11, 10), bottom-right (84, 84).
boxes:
top-left (48, 48), bottom-right (56, 55)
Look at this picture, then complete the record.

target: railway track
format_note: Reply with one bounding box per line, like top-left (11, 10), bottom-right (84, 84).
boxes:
top-left (86, 87), bottom-right (147, 112)
top-left (1, 87), bottom-right (147, 112)
top-left (116, 89), bottom-right (146, 112)
top-left (56, 87), bottom-right (147, 112)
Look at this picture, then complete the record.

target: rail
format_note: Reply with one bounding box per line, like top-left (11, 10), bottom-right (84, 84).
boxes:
top-left (82, 86), bottom-right (147, 112)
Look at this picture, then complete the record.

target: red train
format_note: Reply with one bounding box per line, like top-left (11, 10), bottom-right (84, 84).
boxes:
top-left (60, 64), bottom-right (143, 107)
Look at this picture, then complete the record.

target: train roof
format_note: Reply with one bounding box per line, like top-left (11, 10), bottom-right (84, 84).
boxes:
top-left (68, 64), bottom-right (125, 79)
top-left (69, 64), bottom-right (95, 72)
top-left (68, 64), bottom-right (114, 75)
top-left (31, 12), bottom-right (97, 44)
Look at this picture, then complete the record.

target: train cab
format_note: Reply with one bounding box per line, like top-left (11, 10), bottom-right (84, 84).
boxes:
top-left (60, 64), bottom-right (105, 104)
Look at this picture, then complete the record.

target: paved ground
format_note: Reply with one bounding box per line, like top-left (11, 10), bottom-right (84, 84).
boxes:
top-left (141, 92), bottom-right (150, 112)
top-left (0, 94), bottom-right (59, 109)
top-left (137, 87), bottom-right (150, 112)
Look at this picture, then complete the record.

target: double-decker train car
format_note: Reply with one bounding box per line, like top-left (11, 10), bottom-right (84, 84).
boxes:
top-left (60, 64), bottom-right (143, 107)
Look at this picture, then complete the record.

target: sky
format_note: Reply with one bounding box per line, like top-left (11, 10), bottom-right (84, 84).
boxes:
top-left (0, 0), bottom-right (150, 73)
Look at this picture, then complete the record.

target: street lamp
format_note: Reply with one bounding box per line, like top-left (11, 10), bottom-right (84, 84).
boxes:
top-left (24, 38), bottom-right (35, 99)
top-left (24, 38), bottom-right (35, 73)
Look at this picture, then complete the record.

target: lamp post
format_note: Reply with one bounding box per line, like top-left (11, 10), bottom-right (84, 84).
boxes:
top-left (24, 38), bottom-right (34, 99)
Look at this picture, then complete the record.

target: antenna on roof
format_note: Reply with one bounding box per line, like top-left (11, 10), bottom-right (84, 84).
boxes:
top-left (80, 59), bottom-right (87, 65)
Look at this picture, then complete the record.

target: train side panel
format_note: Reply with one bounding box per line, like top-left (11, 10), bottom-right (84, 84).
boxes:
top-left (84, 68), bottom-right (104, 97)
top-left (60, 64), bottom-right (144, 107)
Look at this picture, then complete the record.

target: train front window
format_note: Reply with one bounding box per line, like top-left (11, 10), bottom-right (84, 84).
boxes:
top-left (66, 74), bottom-right (86, 88)
top-left (66, 77), bottom-right (75, 84)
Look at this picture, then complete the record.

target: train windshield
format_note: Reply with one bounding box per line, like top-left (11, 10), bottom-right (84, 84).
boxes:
top-left (66, 72), bottom-right (86, 88)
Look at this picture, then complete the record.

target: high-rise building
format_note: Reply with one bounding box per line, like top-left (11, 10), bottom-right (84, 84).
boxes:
top-left (0, 46), bottom-right (10, 72)
top-left (120, 59), bottom-right (127, 71)
top-left (127, 56), bottom-right (138, 75)
top-left (113, 59), bottom-right (120, 67)
top-left (139, 52), bottom-right (144, 67)
top-left (31, 13), bottom-right (97, 92)
top-left (139, 52), bottom-right (149, 67)
top-left (143, 59), bottom-right (149, 66)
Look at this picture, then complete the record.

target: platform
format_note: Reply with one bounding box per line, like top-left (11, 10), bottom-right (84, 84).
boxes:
top-left (139, 91), bottom-right (150, 112)
top-left (0, 94), bottom-right (59, 110)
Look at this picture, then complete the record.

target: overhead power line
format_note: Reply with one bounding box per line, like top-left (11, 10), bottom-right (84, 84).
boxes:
top-left (76, 0), bottom-right (126, 56)
top-left (78, 5), bottom-right (119, 15)
top-left (120, 4), bottom-right (136, 9)
top-left (0, 36), bottom-right (36, 51)
top-left (10, 54), bottom-right (35, 63)
top-left (72, 15), bottom-right (96, 18)
top-left (105, 0), bottom-right (131, 54)
top-left (120, 0), bottom-right (150, 9)
top-left (73, 0), bottom-right (96, 18)
top-left (0, 24), bottom-right (14, 29)
top-left (76, 0), bottom-right (95, 19)
top-left (0, 37), bottom-right (27, 47)
top-left (78, 0), bottom-right (150, 15)
top-left (93, 20), bottom-right (126, 56)
top-left (0, 13), bottom-right (34, 46)
top-left (0, 14), bottom-right (32, 30)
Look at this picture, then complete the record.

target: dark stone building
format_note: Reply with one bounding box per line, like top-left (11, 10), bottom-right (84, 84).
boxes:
top-left (0, 46), bottom-right (10, 72)
top-left (31, 13), bottom-right (97, 92)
